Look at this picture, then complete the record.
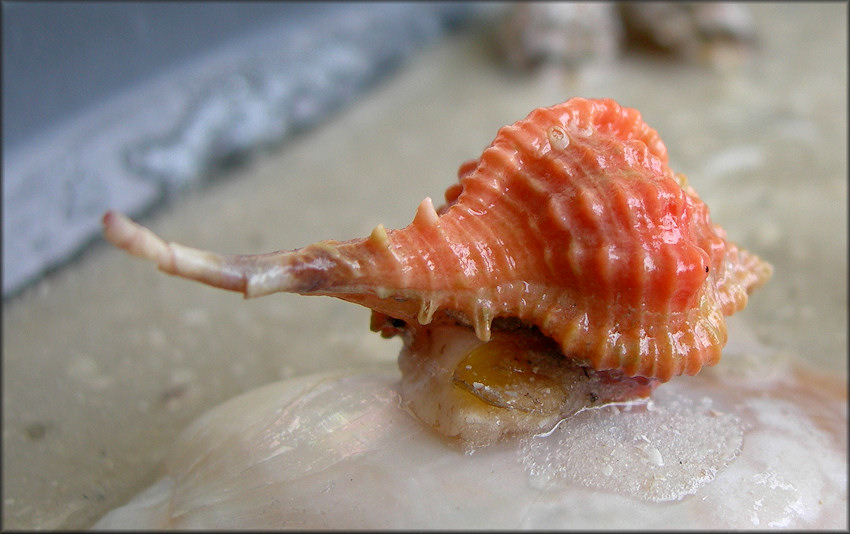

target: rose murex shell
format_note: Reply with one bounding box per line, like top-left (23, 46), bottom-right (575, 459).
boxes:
top-left (103, 97), bottom-right (771, 382)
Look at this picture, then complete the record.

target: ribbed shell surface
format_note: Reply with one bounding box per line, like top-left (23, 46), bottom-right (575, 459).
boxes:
top-left (290, 98), bottom-right (772, 382)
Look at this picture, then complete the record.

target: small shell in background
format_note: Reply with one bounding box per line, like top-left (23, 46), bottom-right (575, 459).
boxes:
top-left (494, 3), bottom-right (622, 70)
top-left (618, 2), bottom-right (757, 65)
top-left (494, 2), bottom-right (756, 71)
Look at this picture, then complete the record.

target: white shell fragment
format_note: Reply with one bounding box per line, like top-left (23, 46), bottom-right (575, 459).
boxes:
top-left (93, 325), bottom-right (846, 529)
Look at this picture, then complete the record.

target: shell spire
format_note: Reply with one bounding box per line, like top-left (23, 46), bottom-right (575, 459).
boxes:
top-left (103, 97), bottom-right (771, 382)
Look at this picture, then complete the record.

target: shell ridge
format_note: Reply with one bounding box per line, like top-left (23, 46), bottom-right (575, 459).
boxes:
top-left (326, 97), bottom-right (770, 382)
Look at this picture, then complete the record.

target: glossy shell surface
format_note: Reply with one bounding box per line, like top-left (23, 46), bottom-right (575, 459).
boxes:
top-left (265, 97), bottom-right (771, 381)
top-left (379, 97), bottom-right (771, 381)
top-left (103, 98), bottom-right (771, 382)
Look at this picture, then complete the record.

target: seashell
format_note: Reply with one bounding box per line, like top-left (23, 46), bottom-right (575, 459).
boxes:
top-left (618, 2), bottom-right (756, 65)
top-left (493, 3), bottom-right (756, 72)
top-left (103, 97), bottom-right (771, 387)
top-left (495, 3), bottom-right (622, 70)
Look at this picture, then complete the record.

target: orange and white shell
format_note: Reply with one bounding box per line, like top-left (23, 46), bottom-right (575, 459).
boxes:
top-left (103, 97), bottom-right (772, 383)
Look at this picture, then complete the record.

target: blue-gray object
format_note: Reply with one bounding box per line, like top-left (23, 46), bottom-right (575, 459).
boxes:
top-left (2, 2), bottom-right (478, 298)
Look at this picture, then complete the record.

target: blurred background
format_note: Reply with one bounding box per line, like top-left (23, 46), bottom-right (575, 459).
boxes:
top-left (3, 2), bottom-right (477, 298)
top-left (3, 2), bottom-right (846, 529)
